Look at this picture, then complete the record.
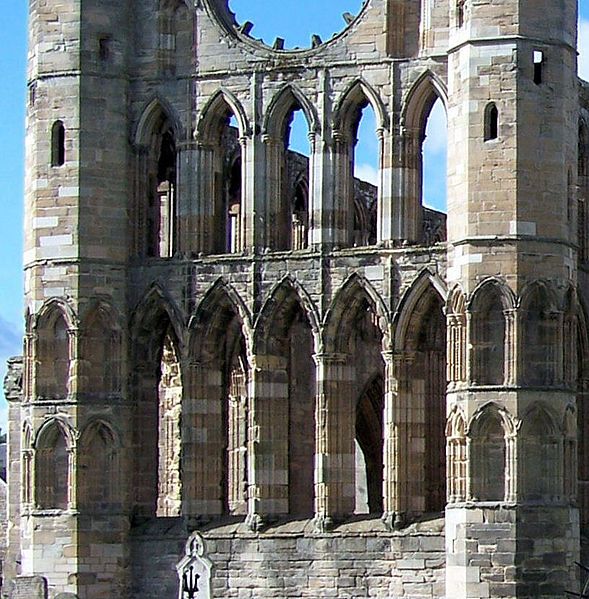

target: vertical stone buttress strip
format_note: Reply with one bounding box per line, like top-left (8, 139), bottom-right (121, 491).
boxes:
top-left (313, 353), bottom-right (354, 529)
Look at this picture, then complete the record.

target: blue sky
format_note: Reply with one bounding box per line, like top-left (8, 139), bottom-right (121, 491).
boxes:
top-left (0, 1), bottom-right (587, 430)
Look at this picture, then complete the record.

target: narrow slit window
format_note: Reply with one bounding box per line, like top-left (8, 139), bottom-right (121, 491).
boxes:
top-left (99, 36), bottom-right (112, 62)
top-left (51, 120), bottom-right (66, 166)
top-left (457, 0), bottom-right (466, 28)
top-left (534, 50), bottom-right (544, 85)
top-left (484, 103), bottom-right (498, 142)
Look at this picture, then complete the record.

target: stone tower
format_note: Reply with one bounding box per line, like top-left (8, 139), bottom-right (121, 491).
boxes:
top-left (4, 0), bottom-right (588, 597)
top-left (445, 0), bottom-right (581, 597)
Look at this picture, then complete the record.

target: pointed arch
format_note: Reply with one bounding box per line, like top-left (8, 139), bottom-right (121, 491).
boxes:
top-left (185, 279), bottom-right (250, 517)
top-left (401, 70), bottom-right (448, 136)
top-left (393, 269), bottom-right (447, 512)
top-left (469, 403), bottom-right (512, 502)
top-left (197, 89), bottom-right (250, 142)
top-left (253, 276), bottom-right (320, 355)
top-left (189, 279), bottom-right (252, 362)
top-left (34, 300), bottom-right (75, 400)
top-left (34, 297), bottom-right (77, 332)
top-left (129, 284), bottom-right (184, 516)
top-left (130, 283), bottom-right (185, 360)
top-left (251, 276), bottom-right (319, 517)
top-left (134, 96), bottom-right (183, 148)
top-left (22, 421), bottom-right (33, 449)
top-left (518, 280), bottom-right (559, 312)
top-left (447, 285), bottom-right (467, 385)
top-left (324, 273), bottom-right (390, 354)
top-left (34, 417), bottom-right (76, 451)
top-left (263, 84), bottom-right (320, 137)
top-left (34, 418), bottom-right (74, 510)
top-left (22, 421), bottom-right (33, 505)
top-left (393, 269), bottom-right (446, 352)
top-left (133, 97), bottom-right (181, 257)
top-left (195, 90), bottom-right (249, 255)
top-left (333, 79), bottom-right (388, 134)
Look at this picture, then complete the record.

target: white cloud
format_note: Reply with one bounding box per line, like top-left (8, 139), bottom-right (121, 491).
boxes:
top-left (580, 18), bottom-right (589, 81)
top-left (354, 163), bottom-right (379, 186)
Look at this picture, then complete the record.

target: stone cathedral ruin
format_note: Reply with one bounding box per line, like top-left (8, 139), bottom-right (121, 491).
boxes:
top-left (3, 0), bottom-right (589, 597)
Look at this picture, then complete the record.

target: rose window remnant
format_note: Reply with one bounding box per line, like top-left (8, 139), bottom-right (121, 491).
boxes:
top-left (228, 0), bottom-right (366, 50)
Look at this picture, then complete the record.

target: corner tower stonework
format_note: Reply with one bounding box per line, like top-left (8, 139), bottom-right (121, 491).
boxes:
top-left (445, 0), bottom-right (580, 596)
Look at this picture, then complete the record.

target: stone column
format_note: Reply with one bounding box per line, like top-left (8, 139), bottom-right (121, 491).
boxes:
top-left (390, 129), bottom-right (422, 243)
top-left (183, 360), bottom-right (224, 517)
top-left (312, 353), bottom-right (355, 530)
top-left (246, 354), bottom-right (289, 529)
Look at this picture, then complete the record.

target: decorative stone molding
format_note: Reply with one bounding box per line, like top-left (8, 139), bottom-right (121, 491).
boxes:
top-left (176, 532), bottom-right (212, 599)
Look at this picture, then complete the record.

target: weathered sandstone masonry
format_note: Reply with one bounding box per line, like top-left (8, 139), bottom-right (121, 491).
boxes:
top-left (4, 0), bottom-right (589, 597)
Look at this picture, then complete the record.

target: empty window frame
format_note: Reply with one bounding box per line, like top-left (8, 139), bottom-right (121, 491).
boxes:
top-left (51, 120), bottom-right (66, 167)
top-left (484, 103), bottom-right (499, 142)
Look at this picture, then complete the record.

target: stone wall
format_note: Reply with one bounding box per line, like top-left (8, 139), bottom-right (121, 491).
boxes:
top-left (131, 518), bottom-right (445, 599)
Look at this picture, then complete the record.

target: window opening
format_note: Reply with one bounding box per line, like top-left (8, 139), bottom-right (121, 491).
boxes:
top-left (422, 98), bottom-right (448, 217)
top-left (353, 103), bottom-right (379, 246)
top-left (533, 50), bottom-right (544, 85)
top-left (484, 103), bottom-right (499, 142)
top-left (51, 121), bottom-right (66, 167)
top-left (287, 310), bottom-right (315, 516)
top-left (285, 109), bottom-right (310, 250)
top-left (456, 0), bottom-right (466, 27)
top-left (221, 113), bottom-right (243, 254)
top-left (146, 121), bottom-right (176, 258)
top-left (355, 376), bottom-right (384, 514)
top-left (99, 36), bottom-right (112, 62)
top-left (157, 331), bottom-right (182, 517)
